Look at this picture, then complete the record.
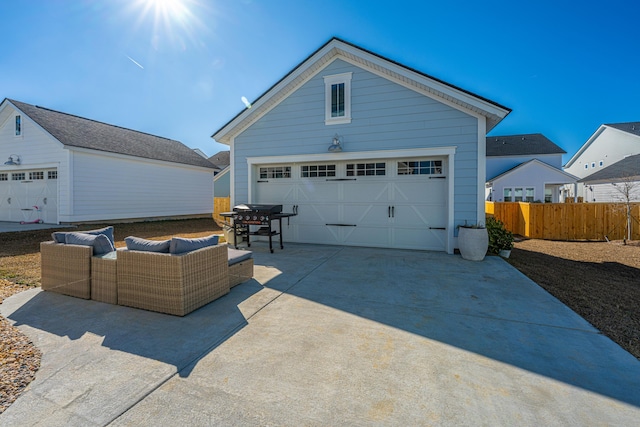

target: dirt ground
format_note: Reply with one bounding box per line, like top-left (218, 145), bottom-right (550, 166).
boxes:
top-left (0, 219), bottom-right (639, 413)
top-left (507, 238), bottom-right (640, 359)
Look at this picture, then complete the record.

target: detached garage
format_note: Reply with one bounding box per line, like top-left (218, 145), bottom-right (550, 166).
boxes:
top-left (0, 99), bottom-right (215, 224)
top-left (213, 38), bottom-right (510, 253)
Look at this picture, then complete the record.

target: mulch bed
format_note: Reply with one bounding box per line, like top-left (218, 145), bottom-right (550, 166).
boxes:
top-left (0, 220), bottom-right (638, 414)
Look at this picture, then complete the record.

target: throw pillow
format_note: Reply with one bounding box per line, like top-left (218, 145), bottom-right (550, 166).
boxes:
top-left (51, 231), bottom-right (67, 243)
top-left (65, 232), bottom-right (115, 255)
top-left (124, 236), bottom-right (171, 253)
top-left (82, 226), bottom-right (115, 247)
top-left (169, 234), bottom-right (219, 255)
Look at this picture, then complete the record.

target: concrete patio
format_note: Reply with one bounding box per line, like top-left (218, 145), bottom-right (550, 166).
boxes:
top-left (1, 243), bottom-right (639, 426)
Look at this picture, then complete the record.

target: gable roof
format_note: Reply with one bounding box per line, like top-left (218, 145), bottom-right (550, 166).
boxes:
top-left (487, 158), bottom-right (578, 183)
top-left (580, 154), bottom-right (640, 183)
top-left (486, 133), bottom-right (566, 157)
top-left (208, 150), bottom-right (230, 168)
top-left (564, 121), bottom-right (640, 168)
top-left (606, 122), bottom-right (640, 138)
top-left (212, 37), bottom-right (510, 144)
top-left (4, 99), bottom-right (215, 169)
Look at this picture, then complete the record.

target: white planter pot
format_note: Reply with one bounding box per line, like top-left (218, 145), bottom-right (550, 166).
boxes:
top-left (458, 227), bottom-right (488, 261)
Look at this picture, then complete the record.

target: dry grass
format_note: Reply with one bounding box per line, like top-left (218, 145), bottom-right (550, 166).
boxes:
top-left (0, 218), bottom-right (223, 288)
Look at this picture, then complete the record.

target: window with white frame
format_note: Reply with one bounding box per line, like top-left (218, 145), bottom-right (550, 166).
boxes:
top-left (525, 187), bottom-right (534, 202)
top-left (15, 115), bottom-right (22, 136)
top-left (324, 72), bottom-right (352, 125)
top-left (584, 164), bottom-right (588, 170)
top-left (591, 162), bottom-right (596, 168)
top-left (0, 173), bottom-right (7, 181)
top-left (48, 170), bottom-right (58, 180)
top-left (29, 171), bottom-right (44, 180)
top-left (259, 166), bottom-right (291, 179)
top-left (12, 172), bottom-right (25, 181)
top-left (301, 164), bottom-right (336, 178)
top-left (599, 160), bottom-right (603, 167)
top-left (397, 160), bottom-right (443, 175)
top-left (346, 162), bottom-right (386, 176)
top-left (514, 187), bottom-right (524, 202)
top-left (503, 188), bottom-right (512, 202)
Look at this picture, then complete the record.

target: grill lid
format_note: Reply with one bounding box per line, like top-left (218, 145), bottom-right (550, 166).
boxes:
top-left (233, 204), bottom-right (283, 213)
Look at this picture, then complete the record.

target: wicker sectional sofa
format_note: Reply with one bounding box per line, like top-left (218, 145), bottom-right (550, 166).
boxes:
top-left (40, 238), bottom-right (254, 316)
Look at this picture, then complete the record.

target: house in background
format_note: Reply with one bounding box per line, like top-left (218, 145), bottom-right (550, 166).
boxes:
top-left (212, 38), bottom-right (510, 253)
top-left (564, 122), bottom-right (640, 201)
top-left (208, 150), bottom-right (230, 198)
top-left (485, 133), bottom-right (576, 202)
top-left (579, 153), bottom-right (640, 202)
top-left (0, 99), bottom-right (215, 224)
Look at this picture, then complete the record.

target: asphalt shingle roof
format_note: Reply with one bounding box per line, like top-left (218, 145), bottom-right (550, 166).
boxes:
top-left (606, 122), bottom-right (640, 137)
top-left (208, 151), bottom-right (230, 168)
top-left (8, 99), bottom-right (215, 169)
top-left (579, 154), bottom-right (640, 182)
top-left (486, 133), bottom-right (566, 157)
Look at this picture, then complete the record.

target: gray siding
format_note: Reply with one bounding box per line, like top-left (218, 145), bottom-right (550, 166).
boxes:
top-left (233, 59), bottom-right (479, 225)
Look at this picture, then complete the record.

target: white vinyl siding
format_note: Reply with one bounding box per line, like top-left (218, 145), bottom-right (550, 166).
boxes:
top-left (71, 151), bottom-right (213, 222)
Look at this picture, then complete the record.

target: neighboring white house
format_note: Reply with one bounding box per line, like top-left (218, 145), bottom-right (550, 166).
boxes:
top-left (485, 133), bottom-right (577, 202)
top-left (0, 99), bottom-right (216, 224)
top-left (579, 153), bottom-right (640, 202)
top-left (564, 122), bottom-right (640, 201)
top-left (212, 38), bottom-right (510, 253)
top-left (209, 150), bottom-right (230, 198)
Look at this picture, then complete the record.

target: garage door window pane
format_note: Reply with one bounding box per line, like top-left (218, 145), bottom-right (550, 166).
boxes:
top-left (301, 164), bottom-right (336, 178)
top-left (29, 171), bottom-right (44, 180)
top-left (48, 171), bottom-right (57, 180)
top-left (397, 160), bottom-right (443, 175)
top-left (346, 163), bottom-right (386, 177)
top-left (259, 166), bottom-right (291, 179)
top-left (0, 173), bottom-right (7, 181)
top-left (12, 173), bottom-right (25, 181)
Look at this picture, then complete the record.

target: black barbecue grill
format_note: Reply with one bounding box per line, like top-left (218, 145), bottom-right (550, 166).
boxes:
top-left (220, 204), bottom-right (297, 253)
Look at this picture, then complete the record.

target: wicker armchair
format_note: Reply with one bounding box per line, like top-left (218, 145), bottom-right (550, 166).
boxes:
top-left (116, 244), bottom-right (230, 316)
top-left (40, 241), bottom-right (93, 299)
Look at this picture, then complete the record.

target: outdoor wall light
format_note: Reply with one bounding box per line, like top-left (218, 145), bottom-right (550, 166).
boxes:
top-left (328, 134), bottom-right (342, 152)
top-left (4, 154), bottom-right (21, 165)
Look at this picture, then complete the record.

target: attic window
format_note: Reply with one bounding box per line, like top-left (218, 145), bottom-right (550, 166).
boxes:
top-left (324, 73), bottom-right (352, 125)
top-left (15, 115), bottom-right (22, 136)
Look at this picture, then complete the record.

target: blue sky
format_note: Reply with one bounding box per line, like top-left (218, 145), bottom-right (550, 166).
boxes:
top-left (2, 0), bottom-right (638, 161)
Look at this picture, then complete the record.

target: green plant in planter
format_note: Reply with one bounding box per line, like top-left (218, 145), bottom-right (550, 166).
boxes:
top-left (486, 216), bottom-right (514, 254)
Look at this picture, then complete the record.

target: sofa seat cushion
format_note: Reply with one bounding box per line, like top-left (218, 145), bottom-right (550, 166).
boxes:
top-left (228, 248), bottom-right (253, 266)
top-left (65, 232), bottom-right (115, 255)
top-left (169, 234), bottom-right (219, 255)
top-left (125, 236), bottom-right (170, 253)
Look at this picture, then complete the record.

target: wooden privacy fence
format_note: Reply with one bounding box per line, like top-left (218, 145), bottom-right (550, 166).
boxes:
top-left (213, 197), bottom-right (231, 226)
top-left (486, 201), bottom-right (640, 241)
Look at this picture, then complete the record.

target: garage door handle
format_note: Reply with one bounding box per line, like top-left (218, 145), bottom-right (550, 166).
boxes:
top-left (326, 178), bottom-right (357, 181)
top-left (429, 227), bottom-right (446, 230)
top-left (257, 180), bottom-right (269, 183)
top-left (326, 223), bottom-right (356, 227)
top-left (429, 176), bottom-right (446, 179)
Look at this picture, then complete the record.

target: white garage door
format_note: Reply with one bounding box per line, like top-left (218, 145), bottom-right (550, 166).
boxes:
top-left (0, 169), bottom-right (58, 223)
top-left (254, 158), bottom-right (447, 251)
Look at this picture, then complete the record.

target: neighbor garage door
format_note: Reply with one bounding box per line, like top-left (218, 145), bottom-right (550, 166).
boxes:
top-left (0, 169), bottom-right (58, 223)
top-left (254, 158), bottom-right (447, 251)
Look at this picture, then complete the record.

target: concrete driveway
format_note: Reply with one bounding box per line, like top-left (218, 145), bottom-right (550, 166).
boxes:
top-left (1, 243), bottom-right (639, 426)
